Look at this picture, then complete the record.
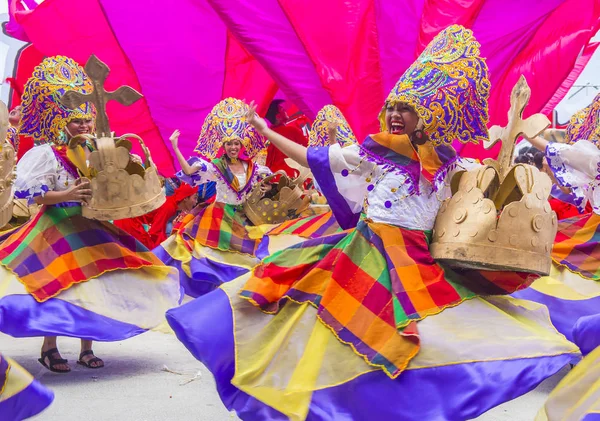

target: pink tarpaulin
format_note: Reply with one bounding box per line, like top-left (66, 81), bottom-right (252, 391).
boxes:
top-left (6, 0), bottom-right (600, 173)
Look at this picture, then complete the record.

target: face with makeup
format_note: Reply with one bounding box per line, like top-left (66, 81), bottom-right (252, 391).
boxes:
top-left (8, 106), bottom-right (21, 127)
top-left (385, 102), bottom-right (419, 137)
top-left (224, 139), bottom-right (242, 160)
top-left (65, 118), bottom-right (94, 141)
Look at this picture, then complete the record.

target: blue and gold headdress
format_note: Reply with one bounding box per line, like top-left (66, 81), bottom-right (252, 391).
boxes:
top-left (379, 25), bottom-right (490, 146)
top-left (309, 105), bottom-right (356, 148)
top-left (195, 98), bottom-right (267, 160)
top-left (19, 56), bottom-right (96, 143)
top-left (565, 92), bottom-right (600, 145)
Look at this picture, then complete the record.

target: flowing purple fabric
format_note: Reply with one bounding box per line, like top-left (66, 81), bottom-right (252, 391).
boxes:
top-left (167, 288), bottom-right (575, 421)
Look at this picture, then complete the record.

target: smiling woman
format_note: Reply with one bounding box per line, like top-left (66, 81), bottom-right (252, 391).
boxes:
top-left (0, 56), bottom-right (181, 375)
top-left (166, 25), bottom-right (579, 421)
top-left (385, 102), bottom-right (419, 136)
top-left (154, 98), bottom-right (276, 298)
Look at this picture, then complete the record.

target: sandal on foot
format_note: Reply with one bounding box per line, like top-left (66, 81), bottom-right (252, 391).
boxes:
top-left (77, 350), bottom-right (104, 369)
top-left (38, 348), bottom-right (71, 373)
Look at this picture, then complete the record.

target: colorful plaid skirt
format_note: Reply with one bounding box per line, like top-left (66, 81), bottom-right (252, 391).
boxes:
top-left (513, 212), bottom-right (600, 354)
top-left (242, 219), bottom-right (537, 378)
top-left (0, 205), bottom-right (171, 302)
top-left (177, 202), bottom-right (259, 256)
top-left (552, 213), bottom-right (600, 280)
top-left (155, 204), bottom-right (341, 297)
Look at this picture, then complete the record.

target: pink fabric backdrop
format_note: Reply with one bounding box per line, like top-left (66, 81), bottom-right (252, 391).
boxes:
top-left (6, 0), bottom-right (600, 173)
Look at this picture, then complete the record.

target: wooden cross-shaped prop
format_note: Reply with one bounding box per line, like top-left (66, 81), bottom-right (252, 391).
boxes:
top-left (484, 75), bottom-right (550, 179)
top-left (60, 55), bottom-right (143, 138)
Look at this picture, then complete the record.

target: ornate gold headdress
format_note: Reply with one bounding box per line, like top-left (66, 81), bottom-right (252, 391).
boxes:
top-left (60, 55), bottom-right (165, 221)
top-left (19, 56), bottom-right (96, 143)
top-left (308, 105), bottom-right (356, 148)
top-left (195, 98), bottom-right (267, 160)
top-left (379, 25), bottom-right (490, 146)
top-left (243, 167), bottom-right (312, 226)
top-left (565, 92), bottom-right (600, 145)
top-left (430, 76), bottom-right (557, 275)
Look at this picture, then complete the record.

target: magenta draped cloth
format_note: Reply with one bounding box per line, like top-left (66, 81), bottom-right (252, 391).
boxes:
top-left (7, 0), bottom-right (600, 173)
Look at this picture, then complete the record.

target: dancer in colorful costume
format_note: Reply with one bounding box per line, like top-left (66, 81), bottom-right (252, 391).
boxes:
top-left (515, 92), bottom-right (600, 355)
top-left (155, 98), bottom-right (274, 297)
top-left (157, 98), bottom-right (338, 297)
top-left (167, 25), bottom-right (577, 421)
top-left (0, 353), bottom-right (54, 421)
top-left (0, 56), bottom-right (181, 373)
top-left (256, 105), bottom-right (348, 247)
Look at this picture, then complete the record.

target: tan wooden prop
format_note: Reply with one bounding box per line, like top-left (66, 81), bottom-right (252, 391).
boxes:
top-left (60, 55), bottom-right (165, 221)
top-left (0, 101), bottom-right (16, 228)
top-left (430, 76), bottom-right (558, 275)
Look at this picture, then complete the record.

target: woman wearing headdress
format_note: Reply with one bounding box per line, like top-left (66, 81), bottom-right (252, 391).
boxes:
top-left (0, 352), bottom-right (54, 420)
top-left (156, 98), bottom-right (274, 298)
top-left (256, 105), bottom-right (346, 244)
top-left (516, 92), bottom-right (600, 356)
top-left (0, 56), bottom-right (181, 374)
top-left (166, 26), bottom-right (577, 420)
top-left (157, 98), bottom-right (339, 298)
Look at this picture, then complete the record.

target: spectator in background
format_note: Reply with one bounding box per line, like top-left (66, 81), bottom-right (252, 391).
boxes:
top-left (7, 105), bottom-right (34, 160)
top-left (113, 181), bottom-right (199, 249)
top-left (264, 100), bottom-right (308, 176)
top-left (514, 145), bottom-right (591, 219)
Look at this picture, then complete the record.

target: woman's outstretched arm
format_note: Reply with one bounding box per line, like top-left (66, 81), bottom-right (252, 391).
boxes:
top-left (246, 102), bottom-right (309, 168)
top-left (170, 130), bottom-right (195, 175)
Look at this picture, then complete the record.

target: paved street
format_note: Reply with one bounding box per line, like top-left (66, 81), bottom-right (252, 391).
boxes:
top-left (1, 332), bottom-right (568, 421)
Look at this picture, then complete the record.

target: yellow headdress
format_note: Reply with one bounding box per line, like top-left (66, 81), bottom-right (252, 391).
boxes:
top-left (379, 25), bottom-right (490, 146)
top-left (195, 98), bottom-right (267, 160)
top-left (19, 56), bottom-right (96, 143)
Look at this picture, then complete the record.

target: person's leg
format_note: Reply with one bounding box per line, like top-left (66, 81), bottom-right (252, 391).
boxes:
top-left (78, 339), bottom-right (104, 368)
top-left (39, 336), bottom-right (70, 372)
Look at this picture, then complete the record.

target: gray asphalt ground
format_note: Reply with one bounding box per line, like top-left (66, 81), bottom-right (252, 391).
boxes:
top-left (1, 332), bottom-right (568, 421)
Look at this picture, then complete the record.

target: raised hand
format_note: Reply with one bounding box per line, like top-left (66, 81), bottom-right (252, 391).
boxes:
top-left (170, 129), bottom-right (181, 149)
top-left (327, 121), bottom-right (339, 145)
top-left (245, 101), bottom-right (268, 134)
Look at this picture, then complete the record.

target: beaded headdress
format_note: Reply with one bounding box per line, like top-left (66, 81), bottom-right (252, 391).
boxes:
top-left (195, 98), bottom-right (266, 160)
top-left (565, 92), bottom-right (600, 145)
top-left (379, 25), bottom-right (490, 146)
top-left (19, 56), bottom-right (96, 143)
top-left (308, 105), bottom-right (356, 148)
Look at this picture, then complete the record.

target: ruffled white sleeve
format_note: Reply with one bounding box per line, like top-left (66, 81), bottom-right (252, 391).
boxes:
top-left (434, 157), bottom-right (482, 201)
top-left (307, 144), bottom-right (376, 228)
top-left (256, 164), bottom-right (273, 178)
top-left (176, 156), bottom-right (219, 187)
top-left (14, 145), bottom-right (58, 205)
top-left (545, 140), bottom-right (600, 213)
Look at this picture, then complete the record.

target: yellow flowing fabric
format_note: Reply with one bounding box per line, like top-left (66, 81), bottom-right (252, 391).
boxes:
top-left (221, 276), bottom-right (579, 421)
top-left (537, 346), bottom-right (600, 420)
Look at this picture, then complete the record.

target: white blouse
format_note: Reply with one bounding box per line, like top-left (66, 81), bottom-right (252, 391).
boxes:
top-left (320, 144), bottom-right (477, 231)
top-left (180, 157), bottom-right (272, 205)
top-left (14, 145), bottom-right (79, 204)
top-left (546, 140), bottom-right (600, 214)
